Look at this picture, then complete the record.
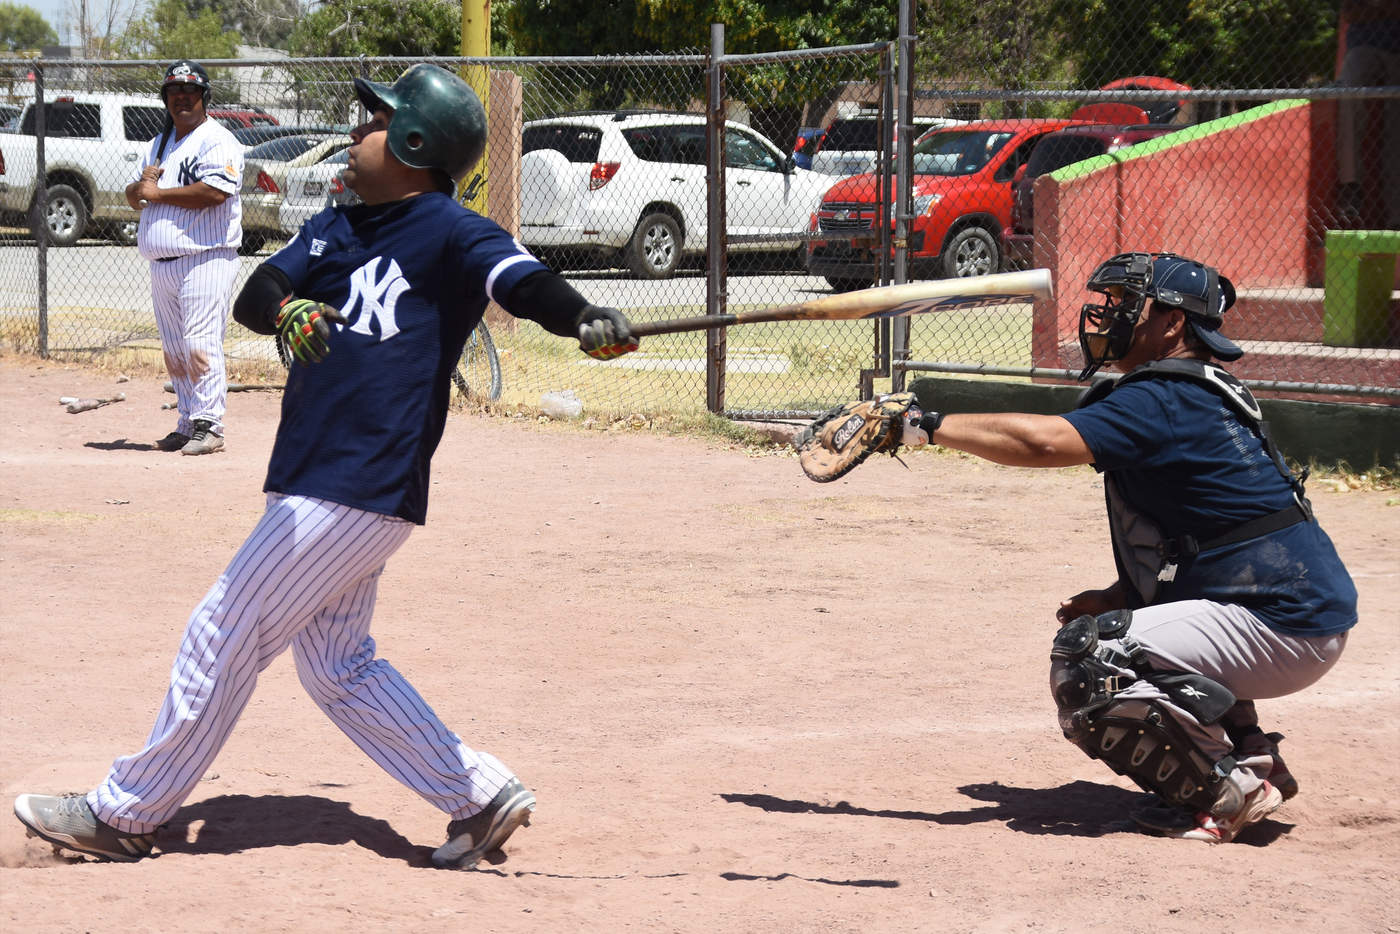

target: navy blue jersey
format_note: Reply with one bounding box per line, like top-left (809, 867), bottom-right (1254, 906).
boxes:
top-left (263, 192), bottom-right (558, 523)
top-left (1063, 377), bottom-right (1357, 636)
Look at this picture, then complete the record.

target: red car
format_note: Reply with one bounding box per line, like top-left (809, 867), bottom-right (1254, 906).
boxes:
top-left (805, 118), bottom-right (1082, 290)
top-left (1003, 119), bottom-right (1180, 268)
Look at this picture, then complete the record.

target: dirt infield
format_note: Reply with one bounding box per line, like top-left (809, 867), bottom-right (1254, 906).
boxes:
top-left (1, 356), bottom-right (1397, 934)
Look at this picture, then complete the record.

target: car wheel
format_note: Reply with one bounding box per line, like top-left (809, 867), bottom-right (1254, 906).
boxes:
top-left (940, 225), bottom-right (999, 278)
top-left (238, 232), bottom-right (267, 257)
top-left (824, 276), bottom-right (872, 293)
top-left (32, 184), bottom-right (87, 246)
top-left (626, 212), bottom-right (681, 279)
top-left (108, 219), bottom-right (138, 246)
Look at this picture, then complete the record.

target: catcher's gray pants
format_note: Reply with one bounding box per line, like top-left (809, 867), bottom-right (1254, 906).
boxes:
top-left (1101, 599), bottom-right (1348, 794)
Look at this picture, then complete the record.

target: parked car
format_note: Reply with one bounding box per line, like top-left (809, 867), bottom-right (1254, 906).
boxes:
top-left (240, 133), bottom-right (348, 253)
top-left (231, 124), bottom-right (349, 148)
top-left (0, 103), bottom-right (20, 132)
top-left (791, 126), bottom-right (825, 170)
top-left (520, 111), bottom-right (831, 278)
top-left (806, 118), bottom-right (1082, 290)
top-left (808, 112), bottom-right (963, 177)
top-left (209, 107), bottom-right (279, 130)
top-left (0, 90), bottom-right (168, 245)
top-left (1003, 119), bottom-right (1179, 267)
top-left (278, 147), bottom-right (349, 234)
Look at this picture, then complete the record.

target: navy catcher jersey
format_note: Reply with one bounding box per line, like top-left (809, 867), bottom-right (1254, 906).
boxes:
top-left (264, 192), bottom-right (559, 523)
top-left (1063, 376), bottom-right (1357, 636)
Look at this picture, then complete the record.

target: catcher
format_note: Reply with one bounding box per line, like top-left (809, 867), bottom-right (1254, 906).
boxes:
top-left (797, 252), bottom-right (1358, 844)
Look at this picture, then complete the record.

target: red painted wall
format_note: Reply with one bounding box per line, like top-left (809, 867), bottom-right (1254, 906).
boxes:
top-left (1032, 101), bottom-right (1337, 370)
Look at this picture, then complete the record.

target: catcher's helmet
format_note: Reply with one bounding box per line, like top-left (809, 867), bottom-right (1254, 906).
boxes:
top-left (1077, 251), bottom-right (1240, 380)
top-left (161, 60), bottom-right (212, 106)
top-left (353, 64), bottom-right (487, 185)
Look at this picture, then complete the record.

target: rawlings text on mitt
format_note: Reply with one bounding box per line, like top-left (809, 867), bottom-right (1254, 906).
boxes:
top-left (795, 392), bottom-right (937, 482)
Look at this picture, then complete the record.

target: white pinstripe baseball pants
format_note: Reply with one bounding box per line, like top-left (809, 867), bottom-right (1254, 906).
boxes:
top-left (89, 494), bottom-right (516, 833)
top-left (150, 249), bottom-right (238, 437)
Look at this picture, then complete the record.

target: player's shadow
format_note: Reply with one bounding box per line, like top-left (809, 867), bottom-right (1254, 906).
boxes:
top-left (157, 793), bottom-right (444, 866)
top-left (722, 780), bottom-right (1292, 842)
top-left (84, 438), bottom-right (158, 452)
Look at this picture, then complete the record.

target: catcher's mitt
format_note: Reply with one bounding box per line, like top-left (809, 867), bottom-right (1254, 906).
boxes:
top-left (795, 392), bottom-right (923, 483)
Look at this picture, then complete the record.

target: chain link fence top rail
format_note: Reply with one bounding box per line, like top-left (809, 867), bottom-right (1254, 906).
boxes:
top-left (0, 50), bottom-right (1396, 416)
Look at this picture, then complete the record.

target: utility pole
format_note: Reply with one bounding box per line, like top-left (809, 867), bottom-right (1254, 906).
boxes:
top-left (459, 0), bottom-right (490, 214)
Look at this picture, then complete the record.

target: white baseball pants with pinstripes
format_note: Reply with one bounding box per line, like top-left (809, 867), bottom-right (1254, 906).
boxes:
top-left (150, 249), bottom-right (239, 437)
top-left (89, 493), bottom-right (516, 834)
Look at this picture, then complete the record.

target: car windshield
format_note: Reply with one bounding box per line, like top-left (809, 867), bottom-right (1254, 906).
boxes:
top-left (910, 130), bottom-right (1016, 176)
top-left (1024, 135), bottom-right (1109, 178)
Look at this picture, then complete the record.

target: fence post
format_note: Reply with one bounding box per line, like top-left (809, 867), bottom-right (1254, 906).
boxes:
top-left (890, 0), bottom-right (916, 391)
top-left (34, 61), bottom-right (48, 358)
top-left (706, 23), bottom-right (728, 414)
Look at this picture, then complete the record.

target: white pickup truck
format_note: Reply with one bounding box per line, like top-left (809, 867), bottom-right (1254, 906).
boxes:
top-left (0, 90), bottom-right (167, 245)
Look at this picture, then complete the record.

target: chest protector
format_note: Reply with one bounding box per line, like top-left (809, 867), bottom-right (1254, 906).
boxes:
top-left (1077, 360), bottom-right (1312, 606)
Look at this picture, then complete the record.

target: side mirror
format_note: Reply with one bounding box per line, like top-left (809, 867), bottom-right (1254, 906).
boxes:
top-left (783, 153), bottom-right (796, 174)
top-left (1013, 163), bottom-right (1028, 184)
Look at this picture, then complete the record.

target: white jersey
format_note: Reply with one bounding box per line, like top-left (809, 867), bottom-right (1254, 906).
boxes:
top-left (135, 117), bottom-right (243, 260)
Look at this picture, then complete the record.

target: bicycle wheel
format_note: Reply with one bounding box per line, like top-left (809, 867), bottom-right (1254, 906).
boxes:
top-left (451, 319), bottom-right (503, 402)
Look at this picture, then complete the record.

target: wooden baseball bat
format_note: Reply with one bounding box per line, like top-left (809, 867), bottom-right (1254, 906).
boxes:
top-left (66, 392), bottom-right (126, 413)
top-left (628, 268), bottom-right (1053, 338)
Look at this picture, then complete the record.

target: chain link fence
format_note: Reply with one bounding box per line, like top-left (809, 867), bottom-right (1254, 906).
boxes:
top-left (1, 28), bottom-right (1396, 417)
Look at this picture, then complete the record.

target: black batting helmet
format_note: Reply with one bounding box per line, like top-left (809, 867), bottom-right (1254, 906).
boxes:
top-left (353, 64), bottom-right (487, 185)
top-left (161, 60), bottom-right (212, 106)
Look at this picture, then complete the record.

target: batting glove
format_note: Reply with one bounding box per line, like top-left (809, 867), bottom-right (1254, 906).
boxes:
top-left (576, 305), bottom-right (638, 360)
top-left (277, 297), bottom-right (346, 364)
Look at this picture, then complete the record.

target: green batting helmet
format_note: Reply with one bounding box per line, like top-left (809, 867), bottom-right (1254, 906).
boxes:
top-left (353, 64), bottom-right (487, 185)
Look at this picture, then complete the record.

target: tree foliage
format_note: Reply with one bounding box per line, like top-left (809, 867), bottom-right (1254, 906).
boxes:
top-left (0, 1), bottom-right (58, 52)
top-left (1056, 0), bottom-right (1337, 90)
top-left (288, 0), bottom-right (460, 57)
top-left (111, 0), bottom-right (240, 60)
top-left (917, 0), bottom-right (1071, 116)
top-left (188, 0), bottom-right (300, 49)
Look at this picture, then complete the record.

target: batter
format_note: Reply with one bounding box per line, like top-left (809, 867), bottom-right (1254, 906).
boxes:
top-left (15, 63), bottom-right (638, 867)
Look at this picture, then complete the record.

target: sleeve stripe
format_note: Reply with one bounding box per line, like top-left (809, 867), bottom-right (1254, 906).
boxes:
top-left (484, 253), bottom-right (539, 305)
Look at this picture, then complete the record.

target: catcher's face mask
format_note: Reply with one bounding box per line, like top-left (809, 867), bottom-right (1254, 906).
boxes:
top-left (1077, 252), bottom-right (1153, 380)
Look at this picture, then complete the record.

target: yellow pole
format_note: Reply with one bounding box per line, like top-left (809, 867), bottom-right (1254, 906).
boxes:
top-left (460, 0), bottom-right (490, 214)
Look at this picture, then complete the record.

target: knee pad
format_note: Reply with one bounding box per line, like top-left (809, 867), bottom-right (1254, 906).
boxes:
top-left (1049, 611), bottom-right (1233, 812)
top-left (1072, 697), bottom-right (1233, 812)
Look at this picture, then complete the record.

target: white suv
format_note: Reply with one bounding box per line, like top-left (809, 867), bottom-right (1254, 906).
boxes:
top-left (520, 111), bottom-right (831, 279)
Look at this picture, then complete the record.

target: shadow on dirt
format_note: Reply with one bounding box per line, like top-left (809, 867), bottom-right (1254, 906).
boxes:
top-left (721, 780), bottom-right (1294, 842)
top-left (157, 793), bottom-right (431, 865)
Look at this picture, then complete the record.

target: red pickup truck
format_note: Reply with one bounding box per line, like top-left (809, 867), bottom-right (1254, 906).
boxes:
top-left (805, 118), bottom-right (1082, 291)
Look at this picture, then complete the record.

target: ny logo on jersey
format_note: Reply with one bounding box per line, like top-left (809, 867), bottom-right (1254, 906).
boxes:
top-left (341, 257), bottom-right (410, 341)
top-left (177, 155), bottom-right (199, 187)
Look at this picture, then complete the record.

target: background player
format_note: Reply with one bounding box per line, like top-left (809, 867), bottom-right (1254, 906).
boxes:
top-left (15, 63), bottom-right (637, 868)
top-left (125, 60), bottom-right (243, 456)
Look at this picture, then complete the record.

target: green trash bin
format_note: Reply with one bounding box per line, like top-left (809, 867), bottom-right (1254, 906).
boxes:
top-left (1323, 229), bottom-right (1400, 347)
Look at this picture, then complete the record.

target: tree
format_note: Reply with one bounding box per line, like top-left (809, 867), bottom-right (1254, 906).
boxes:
top-left (188, 0), bottom-right (300, 49)
top-left (288, 0), bottom-right (459, 57)
top-left (111, 0), bottom-right (240, 60)
top-left (0, 1), bottom-right (58, 51)
top-left (1055, 0), bottom-right (1337, 90)
top-left (917, 0), bottom-right (1072, 117)
top-left (506, 0), bottom-right (895, 148)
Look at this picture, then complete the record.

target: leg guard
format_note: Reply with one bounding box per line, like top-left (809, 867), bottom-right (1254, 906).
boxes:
top-left (1050, 612), bottom-right (1235, 813)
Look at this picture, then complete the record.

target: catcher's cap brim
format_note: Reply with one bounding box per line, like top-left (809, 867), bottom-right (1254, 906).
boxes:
top-left (354, 76), bottom-right (400, 116)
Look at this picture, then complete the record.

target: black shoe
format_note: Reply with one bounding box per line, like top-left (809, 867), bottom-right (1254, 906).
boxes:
top-left (154, 430), bottom-right (190, 452)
